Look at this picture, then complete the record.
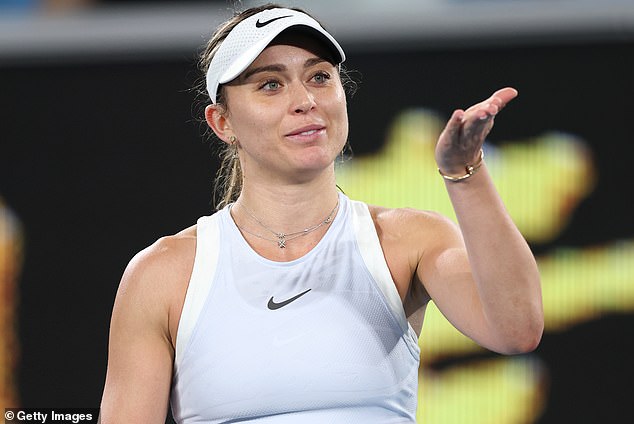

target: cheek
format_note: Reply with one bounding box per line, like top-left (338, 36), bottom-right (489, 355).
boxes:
top-left (224, 89), bottom-right (280, 138)
top-left (331, 90), bottom-right (349, 141)
top-left (231, 107), bottom-right (278, 140)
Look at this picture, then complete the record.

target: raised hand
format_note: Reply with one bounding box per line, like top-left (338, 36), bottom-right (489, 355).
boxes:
top-left (435, 87), bottom-right (518, 177)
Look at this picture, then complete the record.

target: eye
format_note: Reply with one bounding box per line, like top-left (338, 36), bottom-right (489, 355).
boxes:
top-left (260, 79), bottom-right (281, 91)
top-left (312, 71), bottom-right (331, 84)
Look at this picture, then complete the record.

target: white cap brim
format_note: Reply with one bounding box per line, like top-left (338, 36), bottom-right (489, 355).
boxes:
top-left (206, 8), bottom-right (346, 104)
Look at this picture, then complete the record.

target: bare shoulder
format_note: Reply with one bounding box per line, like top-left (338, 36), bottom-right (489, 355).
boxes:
top-left (121, 225), bottom-right (197, 296)
top-left (364, 204), bottom-right (462, 301)
top-left (114, 225), bottom-right (198, 343)
top-left (367, 204), bottom-right (460, 250)
top-left (132, 226), bottom-right (196, 273)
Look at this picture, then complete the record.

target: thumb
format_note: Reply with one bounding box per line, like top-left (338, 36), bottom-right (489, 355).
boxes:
top-left (441, 109), bottom-right (465, 140)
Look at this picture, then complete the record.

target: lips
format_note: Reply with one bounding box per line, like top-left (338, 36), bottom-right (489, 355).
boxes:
top-left (285, 124), bottom-right (326, 138)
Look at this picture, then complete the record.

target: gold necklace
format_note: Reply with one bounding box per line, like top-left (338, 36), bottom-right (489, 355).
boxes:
top-left (234, 199), bottom-right (339, 248)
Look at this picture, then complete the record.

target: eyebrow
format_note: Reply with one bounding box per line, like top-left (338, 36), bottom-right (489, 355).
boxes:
top-left (241, 57), bottom-right (331, 81)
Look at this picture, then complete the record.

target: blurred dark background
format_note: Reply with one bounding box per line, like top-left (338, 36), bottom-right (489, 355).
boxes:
top-left (1, 1), bottom-right (633, 423)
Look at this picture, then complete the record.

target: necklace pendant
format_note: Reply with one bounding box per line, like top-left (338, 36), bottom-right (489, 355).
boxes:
top-left (277, 233), bottom-right (286, 249)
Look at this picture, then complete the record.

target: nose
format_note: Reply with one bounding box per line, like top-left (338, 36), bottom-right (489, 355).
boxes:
top-left (290, 83), bottom-right (316, 114)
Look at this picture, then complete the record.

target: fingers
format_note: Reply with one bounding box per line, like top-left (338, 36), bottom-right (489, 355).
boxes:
top-left (462, 87), bottom-right (518, 123)
top-left (491, 87), bottom-right (518, 108)
top-left (438, 109), bottom-right (464, 140)
top-left (436, 88), bottom-right (516, 169)
top-left (447, 109), bottom-right (465, 131)
top-left (487, 87), bottom-right (518, 115)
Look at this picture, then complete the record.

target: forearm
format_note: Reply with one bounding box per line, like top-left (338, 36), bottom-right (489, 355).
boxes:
top-left (445, 164), bottom-right (543, 353)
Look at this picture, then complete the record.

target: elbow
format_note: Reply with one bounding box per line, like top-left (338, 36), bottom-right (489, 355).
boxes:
top-left (498, 290), bottom-right (545, 354)
top-left (492, 311), bottom-right (544, 355)
top-left (501, 319), bottom-right (544, 355)
top-left (509, 329), bottom-right (543, 354)
top-left (495, 333), bottom-right (542, 355)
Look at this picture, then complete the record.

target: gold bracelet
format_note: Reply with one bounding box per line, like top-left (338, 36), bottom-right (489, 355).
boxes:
top-left (438, 149), bottom-right (485, 182)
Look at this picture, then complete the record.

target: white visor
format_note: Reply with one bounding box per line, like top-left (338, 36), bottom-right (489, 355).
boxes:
top-left (205, 8), bottom-right (346, 104)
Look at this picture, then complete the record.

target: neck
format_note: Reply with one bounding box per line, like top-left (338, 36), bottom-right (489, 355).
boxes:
top-left (233, 171), bottom-right (340, 234)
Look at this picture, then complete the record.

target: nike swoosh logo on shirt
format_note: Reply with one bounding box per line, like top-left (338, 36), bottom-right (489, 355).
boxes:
top-left (267, 288), bottom-right (312, 310)
top-left (255, 15), bottom-right (292, 28)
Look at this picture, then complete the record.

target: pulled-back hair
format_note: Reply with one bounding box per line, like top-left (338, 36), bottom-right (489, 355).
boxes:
top-left (197, 3), bottom-right (357, 210)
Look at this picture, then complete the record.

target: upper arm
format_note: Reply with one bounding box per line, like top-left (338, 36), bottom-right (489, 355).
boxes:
top-left (100, 238), bottom-right (192, 423)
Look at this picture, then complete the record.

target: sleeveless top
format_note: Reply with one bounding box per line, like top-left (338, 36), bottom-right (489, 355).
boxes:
top-left (170, 193), bottom-right (420, 423)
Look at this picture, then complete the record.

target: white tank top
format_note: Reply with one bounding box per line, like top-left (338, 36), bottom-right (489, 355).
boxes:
top-left (170, 193), bottom-right (420, 423)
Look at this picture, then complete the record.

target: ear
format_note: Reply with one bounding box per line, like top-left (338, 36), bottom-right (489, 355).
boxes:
top-left (205, 104), bottom-right (234, 144)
